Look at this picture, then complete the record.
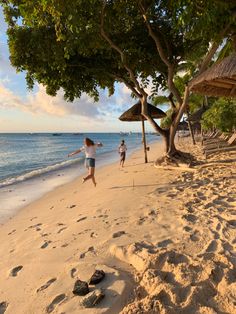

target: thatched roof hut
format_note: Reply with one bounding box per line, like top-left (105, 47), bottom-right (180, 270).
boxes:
top-left (119, 102), bottom-right (166, 121)
top-left (189, 54), bottom-right (236, 97)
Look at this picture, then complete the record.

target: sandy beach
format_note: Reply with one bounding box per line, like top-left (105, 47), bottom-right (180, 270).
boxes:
top-left (0, 138), bottom-right (235, 314)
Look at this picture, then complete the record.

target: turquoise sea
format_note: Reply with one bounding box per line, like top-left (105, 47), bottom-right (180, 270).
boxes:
top-left (0, 132), bottom-right (161, 222)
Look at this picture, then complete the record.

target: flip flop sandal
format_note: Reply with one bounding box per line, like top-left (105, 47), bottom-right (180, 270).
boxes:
top-left (88, 270), bottom-right (105, 285)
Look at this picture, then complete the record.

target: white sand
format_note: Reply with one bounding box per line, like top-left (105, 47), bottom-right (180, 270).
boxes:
top-left (0, 138), bottom-right (235, 314)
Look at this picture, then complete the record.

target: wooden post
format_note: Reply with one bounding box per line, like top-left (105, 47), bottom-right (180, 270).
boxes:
top-left (141, 118), bottom-right (148, 163)
top-left (186, 111), bottom-right (196, 145)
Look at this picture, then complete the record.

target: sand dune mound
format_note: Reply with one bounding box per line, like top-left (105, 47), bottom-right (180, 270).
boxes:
top-left (117, 154), bottom-right (236, 314)
top-left (114, 242), bottom-right (236, 314)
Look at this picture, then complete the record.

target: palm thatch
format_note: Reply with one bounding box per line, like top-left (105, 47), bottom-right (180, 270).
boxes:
top-left (119, 102), bottom-right (166, 121)
top-left (189, 54), bottom-right (236, 97)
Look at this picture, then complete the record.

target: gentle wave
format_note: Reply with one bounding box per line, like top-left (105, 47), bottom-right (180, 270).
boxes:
top-left (0, 157), bottom-right (83, 188)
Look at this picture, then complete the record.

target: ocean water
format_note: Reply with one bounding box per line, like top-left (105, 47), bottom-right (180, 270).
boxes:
top-left (0, 133), bottom-right (161, 222)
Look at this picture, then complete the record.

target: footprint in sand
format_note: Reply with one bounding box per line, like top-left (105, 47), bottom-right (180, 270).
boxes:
top-left (80, 246), bottom-right (95, 259)
top-left (147, 209), bottom-right (159, 217)
top-left (112, 231), bottom-right (126, 238)
top-left (183, 226), bottom-right (192, 232)
top-left (26, 223), bottom-right (42, 231)
top-left (182, 214), bottom-right (197, 223)
top-left (227, 220), bottom-right (236, 227)
top-left (69, 204), bottom-right (76, 209)
top-left (211, 229), bottom-right (220, 240)
top-left (37, 278), bottom-right (57, 293)
top-left (137, 216), bottom-right (148, 225)
top-left (77, 217), bottom-right (87, 223)
top-left (0, 301), bottom-right (8, 314)
top-left (216, 222), bottom-right (222, 231)
top-left (41, 233), bottom-right (49, 237)
top-left (90, 232), bottom-right (98, 238)
top-left (227, 197), bottom-right (235, 202)
top-left (70, 268), bottom-right (77, 278)
top-left (10, 265), bottom-right (23, 277)
top-left (8, 229), bottom-right (16, 235)
top-left (210, 265), bottom-right (224, 284)
top-left (222, 241), bottom-right (234, 252)
top-left (206, 240), bottom-right (218, 252)
top-left (166, 192), bottom-right (177, 198)
top-left (190, 233), bottom-right (200, 242)
top-left (46, 294), bottom-right (67, 313)
top-left (98, 214), bottom-right (109, 218)
top-left (41, 241), bottom-right (52, 249)
top-left (57, 227), bottom-right (67, 234)
top-left (157, 239), bottom-right (173, 248)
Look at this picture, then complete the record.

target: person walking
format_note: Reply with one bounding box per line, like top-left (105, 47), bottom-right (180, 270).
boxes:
top-left (118, 139), bottom-right (127, 168)
top-left (68, 137), bottom-right (103, 187)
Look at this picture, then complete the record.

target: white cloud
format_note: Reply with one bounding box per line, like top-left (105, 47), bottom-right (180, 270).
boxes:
top-left (0, 82), bottom-right (135, 121)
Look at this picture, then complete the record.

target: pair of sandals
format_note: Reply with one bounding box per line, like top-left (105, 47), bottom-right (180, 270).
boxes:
top-left (73, 270), bottom-right (105, 296)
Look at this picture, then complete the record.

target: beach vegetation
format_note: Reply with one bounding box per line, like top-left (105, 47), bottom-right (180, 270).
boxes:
top-left (201, 98), bottom-right (236, 133)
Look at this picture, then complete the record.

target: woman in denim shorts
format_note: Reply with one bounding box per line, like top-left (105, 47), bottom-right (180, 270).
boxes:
top-left (68, 138), bottom-right (103, 187)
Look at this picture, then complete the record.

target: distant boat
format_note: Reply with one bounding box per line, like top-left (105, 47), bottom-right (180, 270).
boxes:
top-left (73, 133), bottom-right (84, 136)
top-left (52, 133), bottom-right (62, 136)
top-left (120, 131), bottom-right (128, 136)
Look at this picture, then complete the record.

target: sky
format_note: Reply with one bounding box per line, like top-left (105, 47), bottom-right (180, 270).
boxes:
top-left (0, 8), bottom-right (166, 133)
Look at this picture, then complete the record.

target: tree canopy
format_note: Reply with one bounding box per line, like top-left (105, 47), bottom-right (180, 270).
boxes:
top-left (1, 0), bottom-right (236, 157)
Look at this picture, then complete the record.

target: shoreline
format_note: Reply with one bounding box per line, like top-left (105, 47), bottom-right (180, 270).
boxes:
top-left (0, 137), bottom-right (161, 224)
top-left (0, 138), bottom-right (235, 314)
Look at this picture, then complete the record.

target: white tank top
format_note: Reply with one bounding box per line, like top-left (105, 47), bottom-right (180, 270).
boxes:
top-left (81, 144), bottom-right (97, 158)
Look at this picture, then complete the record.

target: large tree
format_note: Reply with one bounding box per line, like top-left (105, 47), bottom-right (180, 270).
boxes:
top-left (1, 0), bottom-right (235, 161)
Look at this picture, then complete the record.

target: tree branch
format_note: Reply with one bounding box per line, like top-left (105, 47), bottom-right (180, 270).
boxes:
top-left (138, 2), bottom-right (171, 68)
top-left (198, 23), bottom-right (231, 75)
top-left (100, 1), bottom-right (146, 98)
top-left (138, 1), bottom-right (182, 104)
top-left (168, 93), bottom-right (176, 109)
top-left (109, 73), bottom-right (142, 98)
top-left (143, 113), bottom-right (167, 137)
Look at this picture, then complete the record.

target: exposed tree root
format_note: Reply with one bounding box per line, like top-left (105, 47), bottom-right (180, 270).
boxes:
top-left (155, 150), bottom-right (196, 169)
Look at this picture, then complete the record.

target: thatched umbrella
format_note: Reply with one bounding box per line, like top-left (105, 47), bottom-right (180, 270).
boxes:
top-left (119, 102), bottom-right (166, 163)
top-left (189, 54), bottom-right (236, 97)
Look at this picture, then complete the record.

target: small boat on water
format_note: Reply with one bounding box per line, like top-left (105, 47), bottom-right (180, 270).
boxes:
top-left (120, 131), bottom-right (129, 136)
top-left (52, 133), bottom-right (62, 136)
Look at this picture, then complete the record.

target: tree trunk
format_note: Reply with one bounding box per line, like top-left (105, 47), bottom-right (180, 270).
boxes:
top-left (186, 111), bottom-right (196, 145)
top-left (167, 132), bottom-right (177, 157)
top-left (141, 118), bottom-right (148, 163)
